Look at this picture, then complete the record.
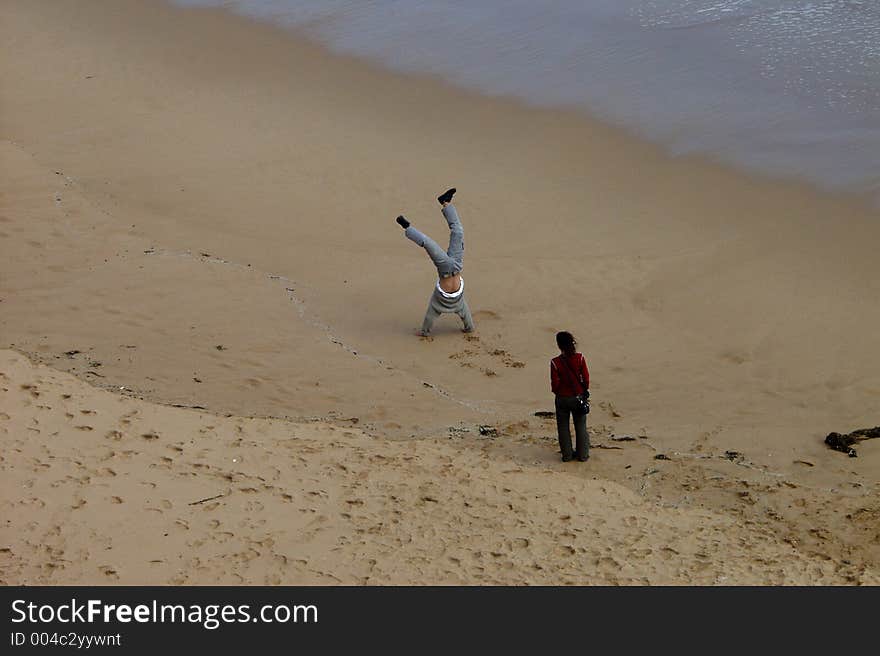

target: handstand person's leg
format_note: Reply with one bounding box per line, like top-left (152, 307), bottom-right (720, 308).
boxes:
top-left (442, 204), bottom-right (464, 269)
top-left (405, 225), bottom-right (453, 275)
top-left (456, 297), bottom-right (475, 333)
top-left (420, 302), bottom-right (442, 336)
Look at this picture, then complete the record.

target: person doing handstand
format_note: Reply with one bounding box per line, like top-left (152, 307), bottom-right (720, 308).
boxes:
top-left (396, 187), bottom-right (475, 336)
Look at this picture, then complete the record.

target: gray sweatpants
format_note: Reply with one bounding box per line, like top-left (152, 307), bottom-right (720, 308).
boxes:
top-left (404, 204), bottom-right (464, 277)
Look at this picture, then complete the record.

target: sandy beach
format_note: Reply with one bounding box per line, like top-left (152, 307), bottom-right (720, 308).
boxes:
top-left (1, 0), bottom-right (878, 585)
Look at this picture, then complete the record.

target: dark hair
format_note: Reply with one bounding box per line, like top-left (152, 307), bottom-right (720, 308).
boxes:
top-left (556, 331), bottom-right (577, 356)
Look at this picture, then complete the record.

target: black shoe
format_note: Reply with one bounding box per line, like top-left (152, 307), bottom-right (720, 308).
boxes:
top-left (561, 454), bottom-right (573, 462)
top-left (396, 215), bottom-right (410, 229)
top-left (437, 188), bottom-right (456, 205)
top-left (577, 454), bottom-right (590, 462)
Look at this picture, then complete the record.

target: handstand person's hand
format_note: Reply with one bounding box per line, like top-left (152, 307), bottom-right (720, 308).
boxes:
top-left (396, 215), bottom-right (410, 229)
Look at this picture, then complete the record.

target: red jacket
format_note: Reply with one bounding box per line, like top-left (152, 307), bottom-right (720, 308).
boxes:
top-left (551, 352), bottom-right (590, 396)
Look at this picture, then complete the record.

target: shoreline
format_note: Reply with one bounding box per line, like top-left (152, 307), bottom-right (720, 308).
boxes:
top-left (1, 0), bottom-right (879, 584)
top-left (190, 1), bottom-right (880, 212)
top-left (172, 0), bottom-right (880, 207)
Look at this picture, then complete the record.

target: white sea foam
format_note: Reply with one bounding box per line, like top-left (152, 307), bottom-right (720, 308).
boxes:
top-left (172, 0), bottom-right (880, 198)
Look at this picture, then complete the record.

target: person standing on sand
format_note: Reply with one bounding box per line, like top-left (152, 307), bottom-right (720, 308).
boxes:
top-left (395, 188), bottom-right (475, 336)
top-left (551, 331), bottom-right (590, 462)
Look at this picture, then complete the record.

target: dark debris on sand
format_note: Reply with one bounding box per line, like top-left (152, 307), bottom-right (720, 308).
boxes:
top-left (825, 427), bottom-right (880, 458)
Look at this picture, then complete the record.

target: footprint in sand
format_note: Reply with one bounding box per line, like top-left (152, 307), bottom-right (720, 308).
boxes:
top-left (451, 333), bottom-right (526, 372)
top-left (448, 347), bottom-right (479, 360)
top-left (488, 348), bottom-right (525, 369)
top-left (720, 350), bottom-right (750, 365)
top-left (20, 383), bottom-right (38, 392)
top-left (453, 342), bottom-right (483, 362)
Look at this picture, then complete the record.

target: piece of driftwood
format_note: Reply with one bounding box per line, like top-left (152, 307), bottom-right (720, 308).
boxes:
top-left (188, 493), bottom-right (226, 506)
top-left (824, 427), bottom-right (880, 458)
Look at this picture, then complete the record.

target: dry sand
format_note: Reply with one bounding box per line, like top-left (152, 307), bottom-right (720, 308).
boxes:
top-left (4, 350), bottom-right (877, 585)
top-left (1, 0), bottom-right (878, 584)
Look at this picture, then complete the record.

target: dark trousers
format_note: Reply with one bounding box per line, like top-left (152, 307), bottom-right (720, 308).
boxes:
top-left (555, 395), bottom-right (589, 460)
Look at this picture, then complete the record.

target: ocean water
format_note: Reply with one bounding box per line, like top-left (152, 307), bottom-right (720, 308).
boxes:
top-left (172, 0), bottom-right (880, 199)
